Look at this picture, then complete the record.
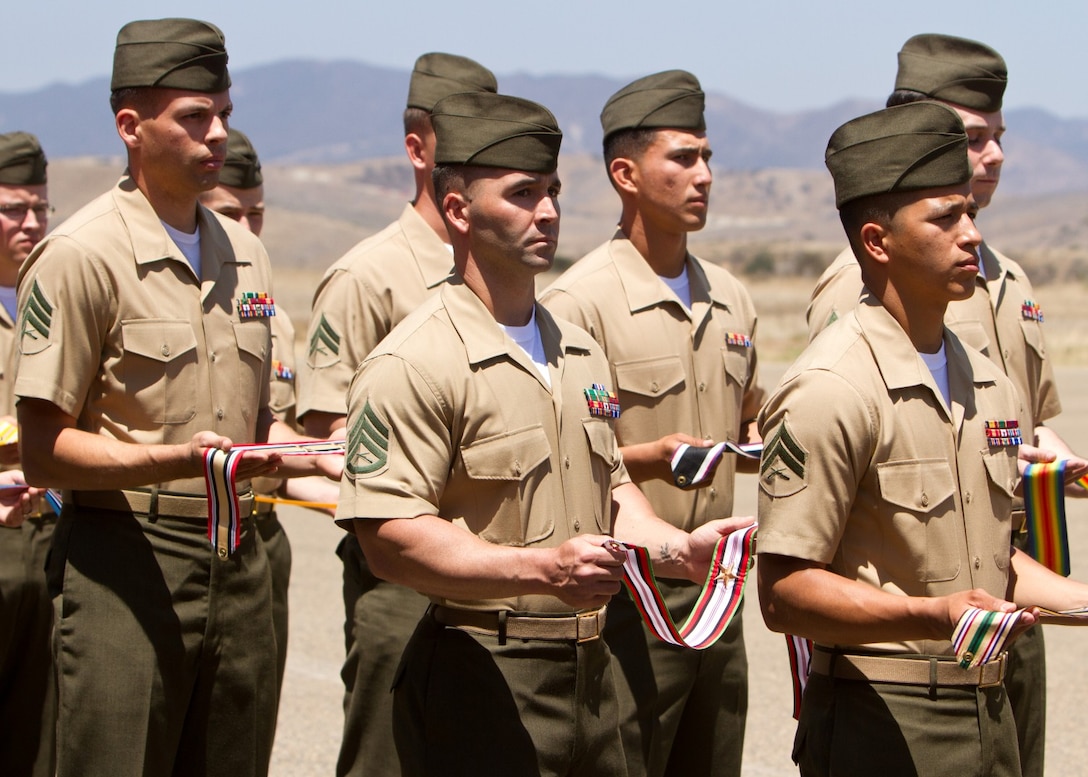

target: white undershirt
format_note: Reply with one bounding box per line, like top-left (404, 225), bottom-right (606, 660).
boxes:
top-left (0, 286), bottom-right (17, 321)
top-left (976, 246), bottom-right (988, 281)
top-left (660, 266), bottom-right (692, 309)
top-left (501, 307), bottom-right (551, 388)
top-left (162, 222), bottom-right (202, 278)
top-left (920, 343), bottom-right (950, 407)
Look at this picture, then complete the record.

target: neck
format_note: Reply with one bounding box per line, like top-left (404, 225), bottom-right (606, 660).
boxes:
top-left (131, 169), bottom-right (200, 233)
top-left (619, 210), bottom-right (688, 277)
top-left (413, 179), bottom-right (449, 242)
top-left (458, 254), bottom-right (537, 327)
top-left (863, 269), bottom-right (947, 353)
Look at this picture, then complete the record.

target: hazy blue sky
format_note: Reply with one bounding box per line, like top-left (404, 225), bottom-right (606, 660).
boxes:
top-left (9, 1), bottom-right (1085, 117)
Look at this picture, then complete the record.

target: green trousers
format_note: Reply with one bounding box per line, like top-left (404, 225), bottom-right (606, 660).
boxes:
top-left (255, 509), bottom-right (292, 697)
top-left (605, 582), bottom-right (747, 777)
top-left (335, 533), bottom-right (428, 777)
top-left (0, 516), bottom-right (56, 777)
top-left (48, 506), bottom-right (278, 777)
top-left (392, 608), bottom-right (628, 777)
top-left (795, 669), bottom-right (1021, 777)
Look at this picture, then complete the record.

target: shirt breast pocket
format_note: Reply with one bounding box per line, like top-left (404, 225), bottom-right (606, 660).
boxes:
top-left (234, 321), bottom-right (270, 417)
top-left (582, 418), bottom-right (618, 532)
top-left (460, 425), bottom-right (553, 546)
top-left (121, 319), bottom-right (198, 424)
top-left (877, 458), bottom-right (959, 583)
top-left (614, 355), bottom-right (685, 441)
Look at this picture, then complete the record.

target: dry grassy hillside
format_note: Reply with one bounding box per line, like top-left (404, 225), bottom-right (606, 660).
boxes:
top-left (47, 157), bottom-right (1088, 365)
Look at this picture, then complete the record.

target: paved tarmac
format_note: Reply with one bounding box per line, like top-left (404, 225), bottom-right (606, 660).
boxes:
top-left (269, 367), bottom-right (1088, 776)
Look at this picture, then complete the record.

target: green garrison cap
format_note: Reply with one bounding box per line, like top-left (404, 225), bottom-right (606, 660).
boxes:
top-left (431, 93), bottom-right (562, 173)
top-left (600, 70), bottom-right (705, 141)
top-left (895, 34), bottom-right (1006, 112)
top-left (112, 18), bottom-right (230, 92)
top-left (0, 132), bottom-right (47, 186)
top-left (407, 52), bottom-right (498, 112)
top-left (826, 102), bottom-right (970, 209)
top-left (218, 128), bottom-right (262, 189)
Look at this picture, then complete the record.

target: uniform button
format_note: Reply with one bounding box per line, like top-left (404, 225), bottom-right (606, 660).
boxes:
top-left (699, 382), bottom-right (706, 392)
top-left (651, 381), bottom-right (660, 393)
top-left (514, 460), bottom-right (521, 476)
top-left (217, 408), bottom-right (225, 420)
top-left (974, 556), bottom-right (981, 569)
top-left (920, 492), bottom-right (929, 507)
top-left (210, 353), bottom-right (216, 363)
top-left (964, 492), bottom-right (972, 504)
top-left (709, 487), bottom-right (717, 499)
top-left (564, 457), bottom-right (571, 470)
top-left (1003, 349), bottom-right (1010, 360)
top-left (161, 344), bottom-right (170, 357)
top-left (574, 520), bottom-right (581, 532)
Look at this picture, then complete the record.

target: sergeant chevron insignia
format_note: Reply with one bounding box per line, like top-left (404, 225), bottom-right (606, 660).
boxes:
top-left (308, 313), bottom-right (341, 369)
top-left (759, 419), bottom-right (808, 497)
top-left (19, 278), bottom-right (54, 355)
top-left (346, 400), bottom-right (389, 478)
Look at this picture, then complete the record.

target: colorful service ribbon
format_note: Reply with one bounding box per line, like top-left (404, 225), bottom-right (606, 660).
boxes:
top-left (611, 523), bottom-right (757, 650)
top-left (952, 607), bottom-right (1024, 668)
top-left (786, 634), bottom-right (813, 720)
top-left (204, 440), bottom-right (345, 557)
top-left (1022, 459), bottom-right (1071, 576)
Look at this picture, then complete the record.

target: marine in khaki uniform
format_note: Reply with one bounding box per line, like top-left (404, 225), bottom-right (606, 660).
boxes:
top-left (804, 36), bottom-right (1087, 776)
top-left (199, 127), bottom-right (339, 708)
top-left (541, 71), bottom-right (761, 777)
top-left (14, 20), bottom-right (340, 777)
top-left (338, 91), bottom-right (754, 777)
top-left (298, 53), bottom-right (497, 777)
top-left (758, 101), bottom-right (1088, 777)
top-left (0, 131), bottom-right (55, 777)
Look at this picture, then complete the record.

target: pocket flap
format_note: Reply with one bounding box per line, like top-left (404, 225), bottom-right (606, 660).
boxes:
top-left (121, 319), bottom-right (197, 363)
top-left (614, 355), bottom-right (685, 398)
top-left (877, 458), bottom-right (955, 512)
top-left (582, 418), bottom-right (617, 466)
top-left (234, 321), bottom-right (270, 360)
top-left (461, 425), bottom-right (551, 481)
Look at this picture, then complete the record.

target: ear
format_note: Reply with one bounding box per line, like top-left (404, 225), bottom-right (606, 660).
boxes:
top-left (115, 108), bottom-right (142, 151)
top-left (404, 132), bottom-right (427, 172)
top-left (609, 156), bottom-right (639, 196)
top-left (442, 190), bottom-right (470, 237)
top-left (859, 221), bottom-right (891, 266)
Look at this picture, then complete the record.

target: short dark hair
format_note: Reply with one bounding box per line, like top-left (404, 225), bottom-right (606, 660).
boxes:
top-left (602, 127), bottom-right (658, 188)
top-left (885, 89), bottom-right (930, 108)
top-left (403, 107), bottom-right (432, 137)
top-left (839, 191), bottom-right (909, 260)
top-left (109, 87), bottom-right (157, 115)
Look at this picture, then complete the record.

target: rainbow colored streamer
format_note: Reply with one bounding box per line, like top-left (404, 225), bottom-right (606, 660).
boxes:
top-left (1023, 460), bottom-right (1070, 577)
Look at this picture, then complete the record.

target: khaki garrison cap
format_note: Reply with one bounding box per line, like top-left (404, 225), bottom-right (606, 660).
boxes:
top-left (0, 132), bottom-right (47, 186)
top-left (112, 18), bottom-right (230, 93)
top-left (826, 102), bottom-right (970, 209)
top-left (431, 93), bottom-right (562, 173)
top-left (600, 70), bottom-right (705, 141)
top-left (895, 34), bottom-right (1007, 113)
top-left (407, 53), bottom-right (498, 113)
top-left (219, 128), bottom-right (262, 189)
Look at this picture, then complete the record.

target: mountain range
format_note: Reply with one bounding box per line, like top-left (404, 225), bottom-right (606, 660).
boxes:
top-left (4, 59), bottom-right (1088, 197)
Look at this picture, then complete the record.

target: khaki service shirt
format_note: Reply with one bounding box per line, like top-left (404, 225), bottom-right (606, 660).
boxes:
top-left (14, 176), bottom-right (274, 496)
top-left (541, 233), bottom-right (763, 531)
top-left (0, 303), bottom-right (16, 416)
top-left (299, 204), bottom-right (453, 419)
top-left (337, 278), bottom-right (630, 615)
top-left (807, 243), bottom-right (1060, 433)
top-left (758, 293), bottom-right (1023, 656)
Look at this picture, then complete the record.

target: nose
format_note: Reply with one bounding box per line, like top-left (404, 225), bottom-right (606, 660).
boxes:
top-left (208, 115), bottom-right (228, 144)
top-left (537, 194), bottom-right (559, 223)
top-left (21, 207), bottom-right (45, 233)
top-left (981, 137), bottom-right (1004, 167)
top-left (960, 212), bottom-right (982, 249)
top-left (695, 156), bottom-right (713, 186)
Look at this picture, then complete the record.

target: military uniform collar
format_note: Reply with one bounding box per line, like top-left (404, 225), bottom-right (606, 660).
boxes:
top-left (441, 277), bottom-right (586, 394)
top-left (858, 291), bottom-right (996, 422)
top-left (607, 230), bottom-right (726, 317)
top-left (399, 203), bottom-right (455, 290)
top-left (111, 175), bottom-right (238, 289)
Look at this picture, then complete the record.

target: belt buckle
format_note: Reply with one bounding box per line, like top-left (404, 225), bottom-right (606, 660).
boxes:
top-left (978, 652), bottom-right (1007, 688)
top-left (576, 610), bottom-right (601, 643)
